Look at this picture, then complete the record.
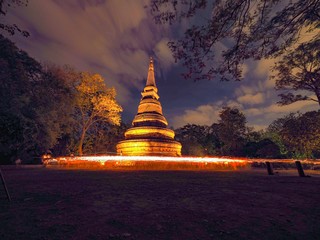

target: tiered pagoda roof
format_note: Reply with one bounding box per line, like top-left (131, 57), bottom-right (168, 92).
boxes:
top-left (116, 58), bottom-right (181, 156)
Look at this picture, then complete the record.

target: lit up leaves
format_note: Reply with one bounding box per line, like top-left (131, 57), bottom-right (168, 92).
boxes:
top-left (75, 72), bottom-right (122, 155)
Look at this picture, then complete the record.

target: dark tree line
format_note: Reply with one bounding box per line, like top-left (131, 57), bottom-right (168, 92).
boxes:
top-left (0, 35), bottom-right (124, 164)
top-left (175, 107), bottom-right (320, 159)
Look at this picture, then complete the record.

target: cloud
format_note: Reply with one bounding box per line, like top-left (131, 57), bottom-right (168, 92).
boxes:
top-left (266, 100), bottom-right (319, 114)
top-left (244, 100), bottom-right (319, 130)
top-left (172, 101), bottom-right (224, 128)
top-left (253, 58), bottom-right (280, 90)
top-left (7, 0), bottom-right (169, 108)
top-left (237, 92), bottom-right (265, 105)
top-left (5, 0), bottom-right (318, 129)
top-left (154, 38), bottom-right (175, 70)
top-left (171, 103), bottom-right (222, 128)
top-left (245, 100), bottom-right (319, 116)
top-left (254, 58), bottom-right (276, 78)
top-left (172, 98), bottom-right (319, 130)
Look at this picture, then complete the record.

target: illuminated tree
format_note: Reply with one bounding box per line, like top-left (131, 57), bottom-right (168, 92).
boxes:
top-left (75, 72), bottom-right (122, 155)
top-left (150, 0), bottom-right (320, 81)
top-left (273, 39), bottom-right (320, 106)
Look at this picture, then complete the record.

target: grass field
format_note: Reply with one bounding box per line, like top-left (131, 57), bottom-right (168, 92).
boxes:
top-left (1, 167), bottom-right (320, 240)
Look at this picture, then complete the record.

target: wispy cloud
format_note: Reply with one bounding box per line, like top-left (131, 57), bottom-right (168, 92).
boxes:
top-left (237, 92), bottom-right (265, 105)
top-left (5, 0), bottom-right (319, 129)
top-left (171, 103), bottom-right (223, 128)
top-left (7, 0), bottom-right (171, 108)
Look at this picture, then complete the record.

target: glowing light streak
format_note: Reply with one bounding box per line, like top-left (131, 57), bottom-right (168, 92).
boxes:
top-left (57, 155), bottom-right (248, 164)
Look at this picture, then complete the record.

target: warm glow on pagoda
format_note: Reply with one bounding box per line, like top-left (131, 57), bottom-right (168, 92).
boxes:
top-left (116, 58), bottom-right (182, 156)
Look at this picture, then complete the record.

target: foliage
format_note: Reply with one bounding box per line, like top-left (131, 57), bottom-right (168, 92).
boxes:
top-left (175, 106), bottom-right (320, 158)
top-left (244, 139), bottom-right (281, 159)
top-left (0, 35), bottom-right (124, 163)
top-left (268, 111), bottom-right (320, 158)
top-left (75, 72), bottom-right (122, 155)
top-left (150, 0), bottom-right (320, 81)
top-left (273, 39), bottom-right (320, 106)
top-left (0, 35), bottom-right (73, 163)
top-left (175, 107), bottom-right (250, 156)
top-left (175, 124), bottom-right (214, 156)
top-left (39, 64), bottom-right (80, 157)
top-left (216, 107), bottom-right (248, 156)
top-left (89, 122), bottom-right (128, 155)
top-left (266, 114), bottom-right (293, 155)
top-left (0, 0), bottom-right (29, 36)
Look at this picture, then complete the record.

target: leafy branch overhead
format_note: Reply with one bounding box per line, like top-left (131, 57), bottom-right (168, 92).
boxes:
top-left (273, 39), bottom-right (320, 106)
top-left (150, 0), bottom-right (320, 81)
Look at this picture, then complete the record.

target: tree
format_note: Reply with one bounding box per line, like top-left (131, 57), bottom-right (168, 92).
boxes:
top-left (216, 107), bottom-right (247, 155)
top-left (0, 0), bottom-right (29, 36)
top-left (0, 35), bottom-right (123, 162)
top-left (175, 124), bottom-right (210, 156)
top-left (281, 111), bottom-right (320, 158)
top-left (266, 115), bottom-right (292, 156)
top-left (150, 0), bottom-right (320, 81)
top-left (206, 123), bottom-right (223, 155)
top-left (0, 35), bottom-right (73, 163)
top-left (40, 64), bottom-right (79, 156)
top-left (268, 111), bottom-right (320, 158)
top-left (244, 139), bottom-right (281, 159)
top-left (75, 72), bottom-right (122, 155)
top-left (0, 34), bottom-right (42, 163)
top-left (273, 39), bottom-right (320, 106)
top-left (89, 122), bottom-right (128, 155)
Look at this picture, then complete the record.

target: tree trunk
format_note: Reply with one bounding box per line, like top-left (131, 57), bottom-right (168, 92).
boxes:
top-left (316, 89), bottom-right (320, 106)
top-left (78, 128), bottom-right (86, 156)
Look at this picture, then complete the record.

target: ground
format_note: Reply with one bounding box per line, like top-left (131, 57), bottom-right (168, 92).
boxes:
top-left (1, 167), bottom-right (320, 240)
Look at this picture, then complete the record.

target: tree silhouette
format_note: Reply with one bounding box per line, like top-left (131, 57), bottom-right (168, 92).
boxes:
top-left (150, 0), bottom-right (320, 81)
top-left (0, 35), bottom-right (73, 163)
top-left (217, 107), bottom-right (247, 155)
top-left (273, 39), bottom-right (320, 106)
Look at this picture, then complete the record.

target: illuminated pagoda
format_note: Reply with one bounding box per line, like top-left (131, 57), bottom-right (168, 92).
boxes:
top-left (116, 58), bottom-right (182, 156)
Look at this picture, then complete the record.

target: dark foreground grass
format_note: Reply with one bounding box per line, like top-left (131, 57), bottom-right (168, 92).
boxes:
top-left (1, 167), bottom-right (320, 240)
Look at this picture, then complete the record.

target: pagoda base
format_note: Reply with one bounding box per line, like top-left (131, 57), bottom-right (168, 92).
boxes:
top-left (116, 139), bottom-right (182, 157)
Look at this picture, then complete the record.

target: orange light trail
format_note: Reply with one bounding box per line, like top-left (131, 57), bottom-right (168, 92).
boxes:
top-left (57, 155), bottom-right (249, 164)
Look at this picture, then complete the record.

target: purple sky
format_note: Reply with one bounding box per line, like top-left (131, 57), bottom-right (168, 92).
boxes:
top-left (3, 0), bottom-right (319, 130)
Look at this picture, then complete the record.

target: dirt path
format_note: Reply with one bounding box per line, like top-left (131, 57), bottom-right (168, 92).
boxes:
top-left (1, 168), bottom-right (320, 240)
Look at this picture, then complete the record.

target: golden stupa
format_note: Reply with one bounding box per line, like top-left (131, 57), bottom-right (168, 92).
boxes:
top-left (116, 58), bottom-right (182, 156)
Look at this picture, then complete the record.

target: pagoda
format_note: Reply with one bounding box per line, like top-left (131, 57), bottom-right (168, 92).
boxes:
top-left (116, 58), bottom-right (182, 156)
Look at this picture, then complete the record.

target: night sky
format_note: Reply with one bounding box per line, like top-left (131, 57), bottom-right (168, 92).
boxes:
top-left (4, 0), bottom-right (319, 130)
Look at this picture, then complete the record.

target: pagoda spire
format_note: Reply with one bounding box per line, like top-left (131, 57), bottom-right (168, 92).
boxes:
top-left (146, 57), bottom-right (156, 87)
top-left (116, 58), bottom-right (181, 156)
